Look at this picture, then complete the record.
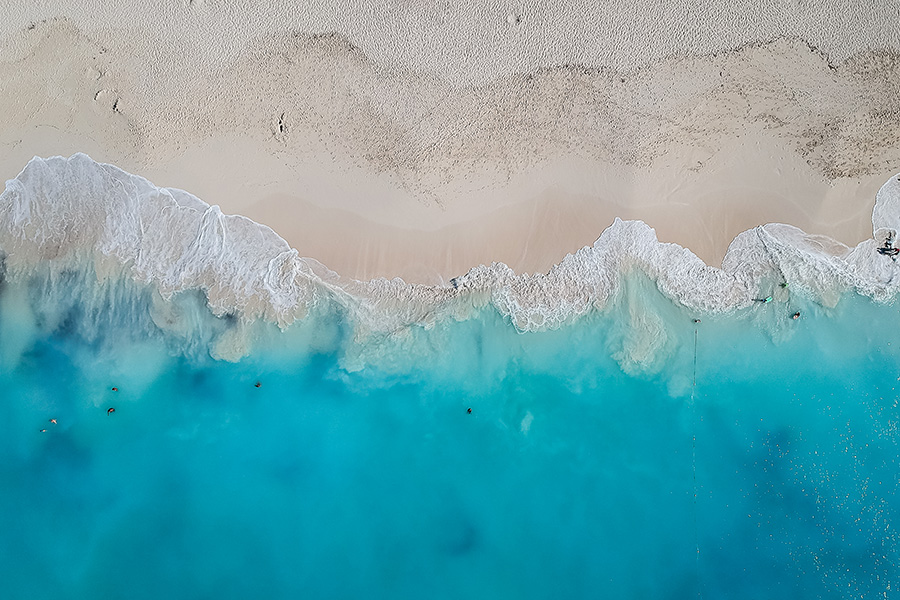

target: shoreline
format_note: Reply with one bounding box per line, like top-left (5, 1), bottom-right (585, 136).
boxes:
top-left (3, 154), bottom-right (900, 348)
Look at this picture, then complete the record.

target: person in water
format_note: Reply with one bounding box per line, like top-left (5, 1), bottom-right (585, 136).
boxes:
top-left (792, 312), bottom-right (800, 320)
top-left (107, 407), bottom-right (115, 415)
top-left (878, 232), bottom-right (899, 260)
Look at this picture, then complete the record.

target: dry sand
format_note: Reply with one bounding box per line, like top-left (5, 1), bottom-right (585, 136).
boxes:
top-left (0, 4), bottom-right (898, 283)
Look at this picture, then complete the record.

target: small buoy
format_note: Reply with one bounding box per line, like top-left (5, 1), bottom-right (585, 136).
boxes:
top-left (49, 418), bottom-right (57, 425)
top-left (111, 387), bottom-right (118, 392)
top-left (466, 408), bottom-right (472, 414)
top-left (254, 382), bottom-right (261, 388)
top-left (107, 407), bottom-right (115, 415)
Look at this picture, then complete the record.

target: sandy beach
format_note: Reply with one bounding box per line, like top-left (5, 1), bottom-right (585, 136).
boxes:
top-left (0, 3), bottom-right (898, 284)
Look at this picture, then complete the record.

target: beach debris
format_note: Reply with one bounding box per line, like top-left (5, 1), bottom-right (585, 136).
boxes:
top-left (107, 407), bottom-right (115, 415)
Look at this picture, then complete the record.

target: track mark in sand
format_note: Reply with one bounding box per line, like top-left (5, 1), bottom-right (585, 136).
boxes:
top-left (93, 89), bottom-right (122, 114)
top-left (273, 112), bottom-right (291, 140)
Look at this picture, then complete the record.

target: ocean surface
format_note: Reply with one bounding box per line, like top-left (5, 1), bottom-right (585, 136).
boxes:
top-left (3, 156), bottom-right (900, 599)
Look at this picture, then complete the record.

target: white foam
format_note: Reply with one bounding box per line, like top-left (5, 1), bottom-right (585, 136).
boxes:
top-left (1, 154), bottom-right (899, 340)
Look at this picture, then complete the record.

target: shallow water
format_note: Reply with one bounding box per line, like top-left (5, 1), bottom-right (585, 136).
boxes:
top-left (2, 266), bottom-right (899, 599)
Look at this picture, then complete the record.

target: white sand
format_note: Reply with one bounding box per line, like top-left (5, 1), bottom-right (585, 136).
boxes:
top-left (0, 5), bottom-right (898, 283)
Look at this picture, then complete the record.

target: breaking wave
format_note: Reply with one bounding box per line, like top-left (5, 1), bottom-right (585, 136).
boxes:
top-left (1, 153), bottom-right (899, 354)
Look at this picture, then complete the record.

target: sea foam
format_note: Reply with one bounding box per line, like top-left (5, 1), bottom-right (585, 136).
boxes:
top-left (1, 154), bottom-right (899, 355)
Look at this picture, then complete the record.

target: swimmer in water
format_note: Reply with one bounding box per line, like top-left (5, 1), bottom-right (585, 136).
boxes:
top-left (792, 312), bottom-right (800, 320)
top-left (254, 382), bottom-right (261, 388)
top-left (39, 429), bottom-right (46, 433)
top-left (467, 408), bottom-right (472, 414)
top-left (49, 419), bottom-right (57, 425)
top-left (107, 407), bottom-right (115, 415)
top-left (111, 387), bottom-right (118, 392)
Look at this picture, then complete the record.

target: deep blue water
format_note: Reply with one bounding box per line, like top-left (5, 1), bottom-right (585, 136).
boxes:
top-left (2, 269), bottom-right (899, 599)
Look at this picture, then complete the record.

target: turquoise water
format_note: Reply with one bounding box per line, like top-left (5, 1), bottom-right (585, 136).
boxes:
top-left (2, 267), bottom-right (900, 599)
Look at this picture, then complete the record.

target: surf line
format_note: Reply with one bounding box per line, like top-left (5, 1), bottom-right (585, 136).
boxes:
top-left (690, 318), bottom-right (702, 598)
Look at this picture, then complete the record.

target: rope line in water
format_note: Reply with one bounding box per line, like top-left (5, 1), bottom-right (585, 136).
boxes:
top-left (691, 322), bottom-right (701, 598)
